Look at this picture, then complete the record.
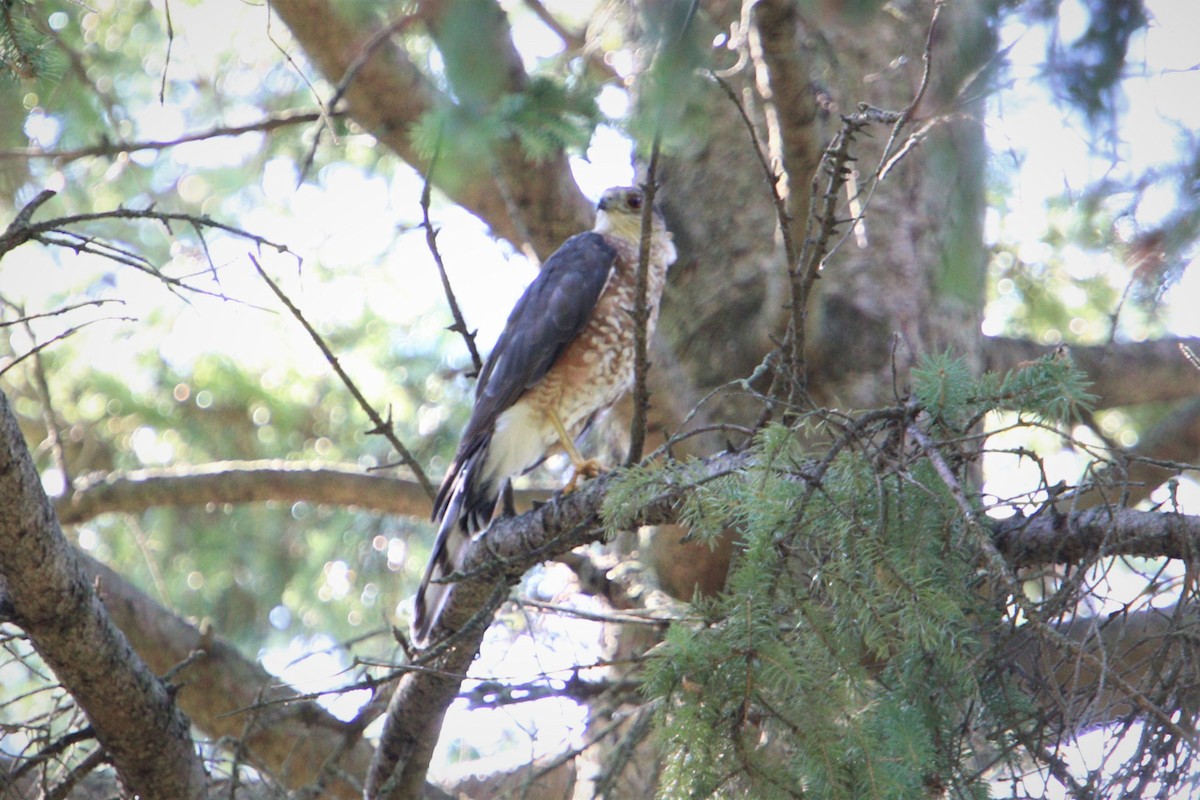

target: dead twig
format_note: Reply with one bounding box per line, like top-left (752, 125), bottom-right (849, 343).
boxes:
top-left (421, 140), bottom-right (483, 376)
top-left (250, 255), bottom-right (436, 500)
top-left (0, 110), bottom-right (336, 163)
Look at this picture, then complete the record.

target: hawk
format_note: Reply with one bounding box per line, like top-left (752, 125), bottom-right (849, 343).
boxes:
top-left (413, 185), bottom-right (677, 646)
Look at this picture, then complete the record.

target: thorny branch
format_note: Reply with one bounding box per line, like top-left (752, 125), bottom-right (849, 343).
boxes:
top-left (421, 141), bottom-right (483, 376)
top-left (0, 316), bottom-right (137, 379)
top-left (0, 189), bottom-right (296, 303)
top-left (627, 130), bottom-right (662, 466)
top-left (763, 2), bottom-right (945, 411)
top-left (250, 255), bottom-right (437, 500)
top-left (822, 2), bottom-right (947, 264)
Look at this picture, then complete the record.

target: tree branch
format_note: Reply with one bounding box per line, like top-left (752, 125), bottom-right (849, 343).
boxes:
top-left (0, 110), bottom-right (338, 164)
top-left (251, 256), bottom-right (436, 500)
top-left (0, 389), bottom-right (210, 798)
top-left (53, 460), bottom-right (546, 526)
top-left (268, 0), bottom-right (591, 258)
top-left (983, 335), bottom-right (1200, 408)
top-left (992, 502), bottom-right (1200, 566)
top-left (1003, 603), bottom-right (1200, 737)
top-left (80, 555), bottom-right (373, 799)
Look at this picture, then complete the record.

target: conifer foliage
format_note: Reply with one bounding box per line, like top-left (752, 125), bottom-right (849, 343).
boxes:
top-left (603, 353), bottom-right (1197, 798)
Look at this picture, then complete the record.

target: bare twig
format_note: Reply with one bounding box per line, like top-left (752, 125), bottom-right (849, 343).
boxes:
top-left (823, 2), bottom-right (946, 263)
top-left (0, 110), bottom-right (336, 163)
top-left (627, 0), bottom-right (700, 464)
top-left (421, 142), bottom-right (483, 376)
top-left (158, 0), bottom-right (175, 105)
top-left (1, 191), bottom-right (298, 308)
top-left (626, 129), bottom-right (662, 465)
top-left (519, 597), bottom-right (675, 626)
top-left (783, 112), bottom-right (869, 407)
top-left (24, 323), bottom-right (72, 489)
top-left (709, 71), bottom-right (799, 270)
top-left (0, 317), bottom-right (136, 379)
top-left (44, 748), bottom-right (108, 800)
top-left (8, 726), bottom-right (97, 783)
top-left (250, 256), bottom-right (436, 499)
top-left (594, 702), bottom-right (658, 798)
top-left (299, 13), bottom-right (419, 181)
top-left (0, 297), bottom-right (124, 328)
top-left (908, 420), bottom-right (1199, 747)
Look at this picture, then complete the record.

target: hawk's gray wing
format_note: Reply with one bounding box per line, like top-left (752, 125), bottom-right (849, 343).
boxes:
top-left (416, 231), bottom-right (617, 646)
top-left (430, 231), bottom-right (617, 525)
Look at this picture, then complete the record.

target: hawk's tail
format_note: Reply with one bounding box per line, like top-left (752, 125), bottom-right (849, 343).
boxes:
top-left (412, 448), bottom-right (494, 646)
top-left (412, 500), bottom-right (469, 647)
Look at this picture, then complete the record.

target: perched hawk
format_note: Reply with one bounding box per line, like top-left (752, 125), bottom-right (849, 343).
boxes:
top-left (413, 185), bottom-right (677, 646)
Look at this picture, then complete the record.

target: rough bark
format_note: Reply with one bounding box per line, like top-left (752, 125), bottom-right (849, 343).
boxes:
top-left (0, 389), bottom-right (211, 800)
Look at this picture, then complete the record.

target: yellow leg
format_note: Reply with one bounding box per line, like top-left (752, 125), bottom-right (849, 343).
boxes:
top-left (548, 410), bottom-right (603, 492)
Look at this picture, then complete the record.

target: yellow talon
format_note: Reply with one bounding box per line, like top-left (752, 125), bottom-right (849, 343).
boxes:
top-left (549, 411), bottom-right (604, 492)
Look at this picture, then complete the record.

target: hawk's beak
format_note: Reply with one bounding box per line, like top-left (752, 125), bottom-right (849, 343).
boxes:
top-left (597, 195), bottom-right (614, 211)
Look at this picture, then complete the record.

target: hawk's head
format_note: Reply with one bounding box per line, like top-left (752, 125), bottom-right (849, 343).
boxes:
top-left (594, 186), bottom-right (670, 244)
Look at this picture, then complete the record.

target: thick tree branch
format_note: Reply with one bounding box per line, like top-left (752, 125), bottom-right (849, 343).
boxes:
top-left (81, 556), bottom-right (373, 799)
top-left (0, 389), bottom-right (210, 798)
top-left (269, 0), bottom-right (591, 258)
top-left (53, 460), bottom-right (546, 526)
top-left (0, 519), bottom-right (453, 799)
top-left (992, 505), bottom-right (1200, 566)
top-left (983, 335), bottom-right (1200, 408)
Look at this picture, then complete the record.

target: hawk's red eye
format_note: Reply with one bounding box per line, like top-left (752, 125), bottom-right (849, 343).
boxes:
top-left (627, 194), bottom-right (643, 210)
